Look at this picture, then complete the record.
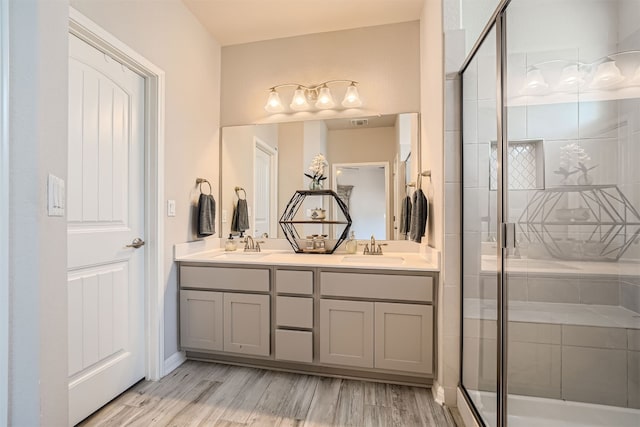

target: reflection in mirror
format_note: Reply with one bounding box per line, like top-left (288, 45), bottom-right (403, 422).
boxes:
top-left (220, 113), bottom-right (420, 240)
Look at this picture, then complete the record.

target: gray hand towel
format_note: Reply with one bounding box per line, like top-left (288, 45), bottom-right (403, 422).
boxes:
top-left (399, 195), bottom-right (412, 237)
top-left (197, 193), bottom-right (216, 237)
top-left (231, 199), bottom-right (250, 232)
top-left (409, 189), bottom-right (428, 243)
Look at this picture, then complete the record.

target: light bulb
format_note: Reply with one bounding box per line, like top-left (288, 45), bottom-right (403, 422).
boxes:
top-left (264, 89), bottom-right (284, 113)
top-left (589, 60), bottom-right (624, 89)
top-left (555, 64), bottom-right (585, 92)
top-left (290, 86), bottom-right (309, 111)
top-left (315, 86), bottom-right (335, 109)
top-left (520, 67), bottom-right (548, 95)
top-left (341, 82), bottom-right (362, 108)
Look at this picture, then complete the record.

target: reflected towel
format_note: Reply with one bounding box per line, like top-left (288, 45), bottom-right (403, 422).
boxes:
top-left (399, 195), bottom-right (412, 237)
top-left (197, 193), bottom-right (216, 237)
top-left (409, 189), bottom-right (428, 243)
top-left (231, 199), bottom-right (250, 232)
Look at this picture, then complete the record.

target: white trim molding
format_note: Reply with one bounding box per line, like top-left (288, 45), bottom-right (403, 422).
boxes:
top-left (68, 8), bottom-right (166, 381)
top-left (163, 351), bottom-right (186, 376)
top-left (432, 380), bottom-right (446, 405)
top-left (0, 0), bottom-right (9, 422)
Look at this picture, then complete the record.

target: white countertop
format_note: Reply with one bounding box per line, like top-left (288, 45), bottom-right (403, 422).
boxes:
top-left (175, 240), bottom-right (440, 272)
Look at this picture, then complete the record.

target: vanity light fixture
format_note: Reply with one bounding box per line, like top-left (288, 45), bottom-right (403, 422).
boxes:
top-left (555, 63), bottom-right (586, 92)
top-left (589, 58), bottom-right (624, 89)
top-left (629, 65), bottom-right (640, 86)
top-left (264, 80), bottom-right (362, 113)
top-left (520, 67), bottom-right (549, 95)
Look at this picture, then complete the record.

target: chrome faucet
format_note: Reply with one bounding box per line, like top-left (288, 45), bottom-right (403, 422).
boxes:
top-left (242, 235), bottom-right (265, 252)
top-left (363, 234), bottom-right (384, 255)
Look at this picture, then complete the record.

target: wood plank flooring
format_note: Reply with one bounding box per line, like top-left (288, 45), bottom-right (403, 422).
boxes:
top-left (79, 361), bottom-right (458, 427)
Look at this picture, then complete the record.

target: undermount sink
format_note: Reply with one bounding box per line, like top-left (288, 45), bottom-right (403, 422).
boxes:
top-left (341, 255), bottom-right (405, 265)
top-left (212, 252), bottom-right (270, 260)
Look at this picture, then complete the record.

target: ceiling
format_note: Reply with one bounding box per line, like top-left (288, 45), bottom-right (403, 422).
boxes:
top-left (182, 0), bottom-right (425, 46)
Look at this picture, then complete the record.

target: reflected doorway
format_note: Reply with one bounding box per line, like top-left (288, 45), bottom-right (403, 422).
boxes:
top-left (332, 162), bottom-right (390, 239)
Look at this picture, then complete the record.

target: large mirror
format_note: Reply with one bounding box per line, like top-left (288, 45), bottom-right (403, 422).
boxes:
top-left (220, 113), bottom-right (420, 240)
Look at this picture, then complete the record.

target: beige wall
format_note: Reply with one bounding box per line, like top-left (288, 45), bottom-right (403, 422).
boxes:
top-left (71, 0), bottom-right (222, 360)
top-left (220, 21), bottom-right (421, 126)
top-left (277, 122), bottom-right (305, 237)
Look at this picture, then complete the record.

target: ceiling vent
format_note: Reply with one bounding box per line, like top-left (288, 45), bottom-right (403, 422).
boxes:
top-left (350, 118), bottom-right (369, 127)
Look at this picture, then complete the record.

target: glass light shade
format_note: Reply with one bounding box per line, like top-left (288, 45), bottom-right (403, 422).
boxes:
top-left (589, 60), bottom-right (624, 89)
top-left (521, 68), bottom-right (549, 95)
top-left (555, 64), bottom-right (585, 91)
top-left (629, 65), bottom-right (640, 86)
top-left (290, 87), bottom-right (309, 111)
top-left (315, 86), bottom-right (335, 109)
top-left (264, 89), bottom-right (284, 113)
top-left (341, 83), bottom-right (362, 108)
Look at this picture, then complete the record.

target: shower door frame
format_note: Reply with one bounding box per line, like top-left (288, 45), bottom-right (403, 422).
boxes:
top-left (458, 1), bottom-right (513, 426)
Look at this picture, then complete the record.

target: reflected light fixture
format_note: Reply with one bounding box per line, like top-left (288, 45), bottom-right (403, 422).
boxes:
top-left (521, 67), bottom-right (549, 95)
top-left (629, 65), bottom-right (640, 86)
top-left (264, 80), bottom-right (362, 113)
top-left (264, 88), bottom-right (284, 113)
top-left (555, 64), bottom-right (586, 91)
top-left (589, 59), bottom-right (624, 89)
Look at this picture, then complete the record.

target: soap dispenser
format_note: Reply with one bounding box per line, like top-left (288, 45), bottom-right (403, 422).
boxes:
top-left (225, 234), bottom-right (237, 251)
top-left (345, 231), bottom-right (357, 254)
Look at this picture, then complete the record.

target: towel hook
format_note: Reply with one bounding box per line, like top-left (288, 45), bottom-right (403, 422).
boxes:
top-left (196, 178), bottom-right (212, 195)
top-left (234, 186), bottom-right (247, 200)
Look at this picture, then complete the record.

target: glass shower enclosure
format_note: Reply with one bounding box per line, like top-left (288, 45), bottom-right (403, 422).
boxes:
top-left (460, 1), bottom-right (640, 426)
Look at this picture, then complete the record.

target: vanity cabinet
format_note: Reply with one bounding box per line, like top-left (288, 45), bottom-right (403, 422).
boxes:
top-left (319, 299), bottom-right (374, 368)
top-left (319, 270), bottom-right (434, 375)
top-left (223, 293), bottom-right (270, 356)
top-left (374, 302), bottom-right (433, 372)
top-left (179, 261), bottom-right (437, 382)
top-left (180, 290), bottom-right (223, 351)
top-left (274, 268), bottom-right (314, 363)
top-left (180, 265), bottom-right (270, 357)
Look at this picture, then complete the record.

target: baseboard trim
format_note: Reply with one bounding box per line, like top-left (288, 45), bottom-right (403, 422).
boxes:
top-left (163, 351), bottom-right (186, 377)
top-left (432, 380), bottom-right (446, 405)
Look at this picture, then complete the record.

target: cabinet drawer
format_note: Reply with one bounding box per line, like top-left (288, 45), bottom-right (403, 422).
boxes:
top-left (320, 272), bottom-right (432, 302)
top-left (181, 265), bottom-right (269, 292)
top-left (276, 296), bottom-right (313, 328)
top-left (275, 330), bottom-right (313, 363)
top-left (276, 270), bottom-right (313, 295)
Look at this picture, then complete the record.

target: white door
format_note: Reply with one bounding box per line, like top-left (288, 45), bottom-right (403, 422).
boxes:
top-left (67, 34), bottom-right (145, 425)
top-left (254, 138), bottom-right (277, 238)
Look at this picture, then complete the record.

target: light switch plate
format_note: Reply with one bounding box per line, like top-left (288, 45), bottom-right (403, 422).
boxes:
top-left (47, 174), bottom-right (65, 217)
top-left (167, 199), bottom-right (176, 217)
top-left (222, 209), bottom-right (228, 223)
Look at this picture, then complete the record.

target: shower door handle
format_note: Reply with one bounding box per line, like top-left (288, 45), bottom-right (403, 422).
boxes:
top-left (500, 223), bottom-right (516, 249)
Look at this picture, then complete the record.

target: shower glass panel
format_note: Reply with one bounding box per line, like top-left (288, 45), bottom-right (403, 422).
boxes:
top-left (461, 26), bottom-right (498, 427)
top-left (504, 0), bottom-right (640, 425)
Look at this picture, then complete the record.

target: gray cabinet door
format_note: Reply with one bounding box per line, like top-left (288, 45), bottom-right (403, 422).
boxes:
top-left (223, 293), bottom-right (270, 356)
top-left (319, 299), bottom-right (374, 368)
top-left (374, 302), bottom-right (433, 374)
top-left (180, 290), bottom-right (223, 351)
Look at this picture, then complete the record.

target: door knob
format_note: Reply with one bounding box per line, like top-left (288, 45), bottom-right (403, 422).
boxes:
top-left (126, 238), bottom-right (145, 249)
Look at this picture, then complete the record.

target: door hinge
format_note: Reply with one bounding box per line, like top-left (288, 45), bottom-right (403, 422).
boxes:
top-left (501, 222), bottom-right (516, 249)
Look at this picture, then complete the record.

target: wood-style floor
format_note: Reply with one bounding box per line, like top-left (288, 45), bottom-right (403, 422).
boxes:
top-left (79, 361), bottom-right (459, 427)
